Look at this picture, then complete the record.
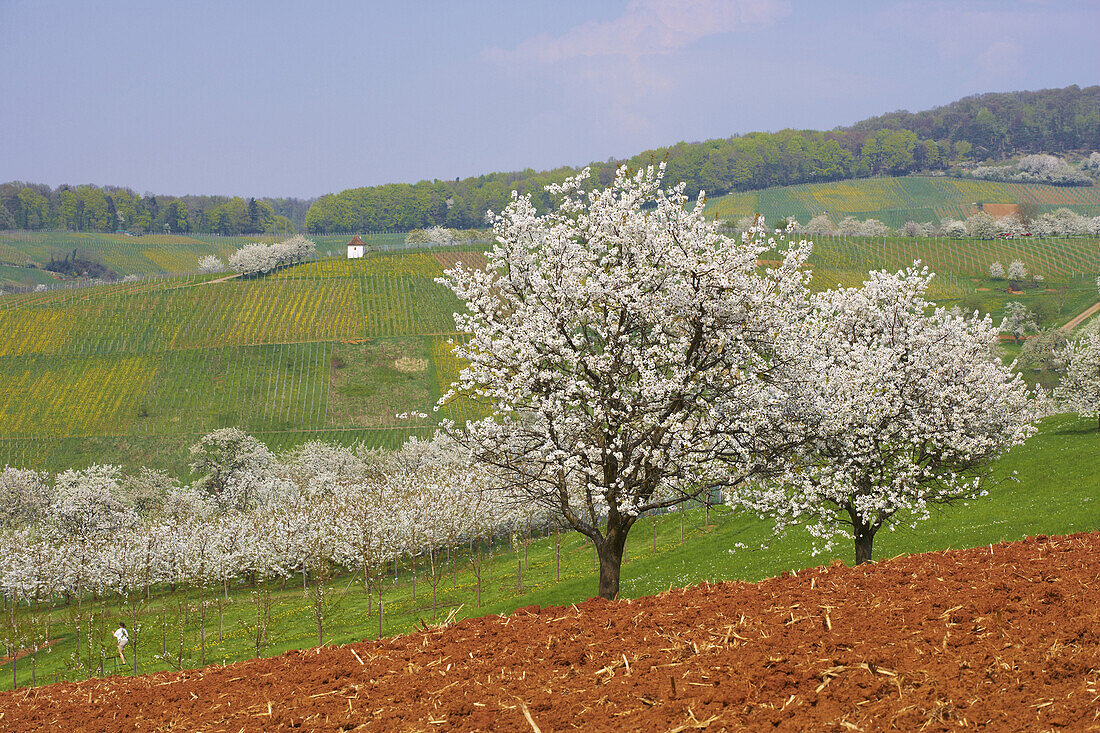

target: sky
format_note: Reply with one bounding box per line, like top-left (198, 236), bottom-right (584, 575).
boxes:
top-left (1, 0), bottom-right (1097, 199)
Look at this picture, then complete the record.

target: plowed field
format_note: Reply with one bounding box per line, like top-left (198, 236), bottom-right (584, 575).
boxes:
top-left (2, 532), bottom-right (1098, 732)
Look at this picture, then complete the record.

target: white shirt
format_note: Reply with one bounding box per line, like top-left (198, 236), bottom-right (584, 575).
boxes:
top-left (114, 627), bottom-right (128, 645)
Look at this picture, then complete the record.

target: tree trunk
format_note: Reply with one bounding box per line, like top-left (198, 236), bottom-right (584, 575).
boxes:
top-left (365, 565), bottom-right (372, 614)
top-left (555, 528), bottom-right (561, 582)
top-left (595, 524), bottom-right (631, 600)
top-left (198, 582), bottom-right (206, 666)
top-left (852, 514), bottom-right (876, 565)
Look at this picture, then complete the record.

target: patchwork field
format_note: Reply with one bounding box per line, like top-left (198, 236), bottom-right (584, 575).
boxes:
top-left (707, 175), bottom-right (1100, 228)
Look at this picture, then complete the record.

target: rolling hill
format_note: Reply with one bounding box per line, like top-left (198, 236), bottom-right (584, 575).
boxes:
top-left (2, 221), bottom-right (1100, 476)
top-left (705, 175), bottom-right (1100, 228)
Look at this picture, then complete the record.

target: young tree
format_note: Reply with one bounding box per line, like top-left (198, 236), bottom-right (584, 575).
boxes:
top-left (1006, 260), bottom-right (1028, 285)
top-left (989, 261), bottom-right (1005, 280)
top-left (734, 267), bottom-right (1035, 563)
top-left (118, 467), bottom-right (175, 518)
top-left (0, 467), bottom-right (52, 530)
top-left (438, 164), bottom-right (811, 599)
top-left (49, 465), bottom-right (134, 540)
top-left (1020, 329), bottom-right (1069, 373)
top-left (1054, 334), bottom-right (1100, 429)
top-left (965, 212), bottom-right (998, 240)
top-left (940, 219), bottom-right (967, 237)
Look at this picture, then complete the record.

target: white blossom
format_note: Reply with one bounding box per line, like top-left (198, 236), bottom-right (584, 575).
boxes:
top-left (1006, 260), bottom-right (1028, 282)
top-left (1001, 301), bottom-right (1037, 343)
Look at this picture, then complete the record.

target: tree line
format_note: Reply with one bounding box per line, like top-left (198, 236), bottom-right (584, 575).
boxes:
top-left (0, 183), bottom-right (309, 236)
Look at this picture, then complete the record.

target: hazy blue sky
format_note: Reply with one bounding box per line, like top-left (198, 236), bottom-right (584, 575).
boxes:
top-left (2, 0), bottom-right (1097, 199)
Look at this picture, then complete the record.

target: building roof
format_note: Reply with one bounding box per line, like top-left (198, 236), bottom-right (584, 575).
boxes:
top-left (347, 235), bottom-right (365, 247)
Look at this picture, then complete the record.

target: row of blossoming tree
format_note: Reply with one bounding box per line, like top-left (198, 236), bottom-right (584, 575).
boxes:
top-left (738, 207), bottom-right (1100, 239)
top-left (0, 431), bottom-right (543, 684)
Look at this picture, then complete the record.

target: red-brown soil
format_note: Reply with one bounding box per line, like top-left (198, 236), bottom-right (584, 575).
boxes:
top-left (981, 203), bottom-right (1021, 219)
top-left (2, 533), bottom-right (1098, 732)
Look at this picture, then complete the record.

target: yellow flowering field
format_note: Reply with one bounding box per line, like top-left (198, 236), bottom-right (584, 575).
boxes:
top-left (0, 355), bottom-right (155, 436)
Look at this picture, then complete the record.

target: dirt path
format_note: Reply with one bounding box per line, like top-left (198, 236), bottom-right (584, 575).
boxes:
top-left (1061, 299), bottom-right (1100, 332)
top-left (2, 532), bottom-right (1097, 731)
top-left (201, 271), bottom-right (244, 285)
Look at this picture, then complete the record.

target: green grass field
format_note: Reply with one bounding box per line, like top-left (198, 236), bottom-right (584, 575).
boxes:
top-left (2, 413), bottom-right (1097, 691)
top-left (706, 175), bottom-right (1100, 228)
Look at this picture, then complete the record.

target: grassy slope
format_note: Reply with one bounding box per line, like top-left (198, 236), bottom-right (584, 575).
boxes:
top-left (706, 175), bottom-right (1100, 228)
top-left (2, 413), bottom-right (1097, 691)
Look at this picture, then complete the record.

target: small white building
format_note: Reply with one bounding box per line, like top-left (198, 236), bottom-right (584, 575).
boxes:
top-left (347, 235), bottom-right (366, 259)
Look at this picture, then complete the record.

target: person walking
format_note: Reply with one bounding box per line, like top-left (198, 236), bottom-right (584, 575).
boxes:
top-left (114, 622), bottom-right (129, 666)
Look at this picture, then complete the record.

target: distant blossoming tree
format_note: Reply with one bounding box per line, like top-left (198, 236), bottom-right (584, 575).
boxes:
top-left (189, 429), bottom-right (278, 512)
top-left (804, 214), bottom-right (835, 235)
top-left (228, 236), bottom-right (315, 276)
top-left (1054, 334), bottom-right (1100, 429)
top-left (197, 255), bottom-right (225, 273)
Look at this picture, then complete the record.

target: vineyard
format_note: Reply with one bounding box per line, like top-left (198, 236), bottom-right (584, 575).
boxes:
top-left (765, 233), bottom-right (1100, 324)
top-left (706, 175), bottom-right (1100, 228)
top-left (0, 246), bottom-right (473, 474)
